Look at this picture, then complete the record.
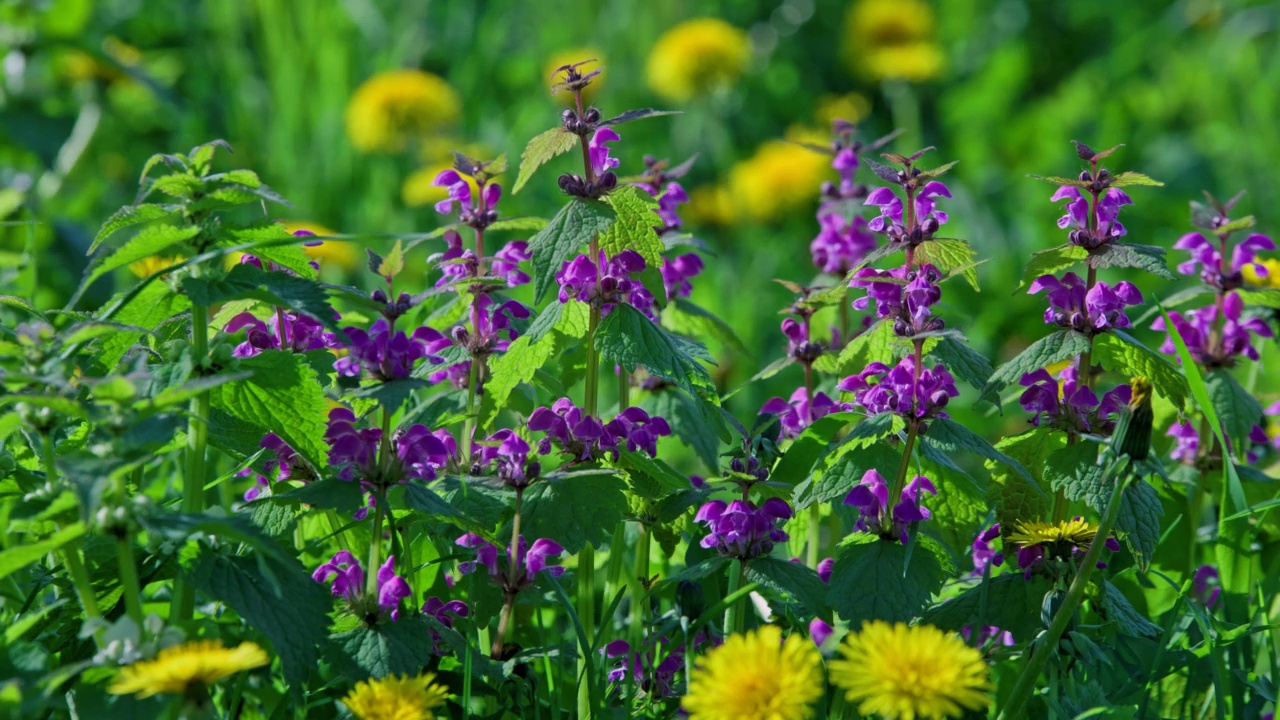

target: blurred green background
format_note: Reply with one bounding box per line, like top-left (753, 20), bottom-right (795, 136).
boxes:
top-left (3, 0), bottom-right (1279, 445)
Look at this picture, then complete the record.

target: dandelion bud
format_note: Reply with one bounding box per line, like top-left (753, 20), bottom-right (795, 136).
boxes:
top-left (1112, 376), bottom-right (1153, 461)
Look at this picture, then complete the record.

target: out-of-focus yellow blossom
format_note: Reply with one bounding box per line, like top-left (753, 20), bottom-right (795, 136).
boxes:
top-left (723, 127), bottom-right (832, 223)
top-left (647, 18), bottom-right (751, 102)
top-left (816, 93), bottom-right (871, 127)
top-left (1243, 258), bottom-right (1280, 288)
top-left (402, 162), bottom-right (481, 209)
top-left (843, 0), bottom-right (943, 83)
top-left (545, 49), bottom-right (604, 103)
top-left (129, 255), bottom-right (184, 278)
top-left (683, 625), bottom-right (823, 720)
top-left (283, 221), bottom-right (359, 271)
top-left (686, 185), bottom-right (736, 227)
top-left (109, 641), bottom-right (268, 699)
top-left (61, 36), bottom-right (143, 83)
top-left (342, 672), bottom-right (450, 720)
top-left (346, 70), bottom-right (460, 153)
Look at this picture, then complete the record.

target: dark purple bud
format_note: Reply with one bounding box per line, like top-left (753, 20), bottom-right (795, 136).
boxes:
top-left (599, 172), bottom-right (617, 190)
top-left (371, 289), bottom-right (388, 303)
top-left (922, 217), bottom-right (940, 234)
top-left (1078, 171), bottom-right (1091, 182)
top-left (730, 458), bottom-right (746, 474)
top-left (451, 326), bottom-right (469, 343)
top-left (583, 107), bottom-right (601, 124)
top-left (558, 174), bottom-right (575, 191)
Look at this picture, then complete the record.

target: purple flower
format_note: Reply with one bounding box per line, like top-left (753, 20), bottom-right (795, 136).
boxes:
top-left (637, 180), bottom-right (690, 234)
top-left (430, 230), bottom-right (479, 288)
top-left (472, 428), bottom-right (538, 487)
top-left (1191, 565), bottom-right (1221, 608)
top-left (492, 240), bottom-right (532, 287)
top-left (1152, 291), bottom-right (1273, 367)
top-left (325, 408), bottom-right (453, 486)
top-left (816, 557), bottom-right (834, 583)
top-left (432, 169), bottom-right (501, 227)
top-left (1167, 421), bottom-right (1199, 463)
top-left (239, 468), bottom-right (269, 502)
top-left (421, 596), bottom-right (470, 654)
top-left (660, 253), bottom-right (703, 300)
top-left (1174, 232), bottom-right (1274, 287)
top-left (812, 213), bottom-right (876, 275)
top-left (241, 432), bottom-right (312, 501)
top-left (838, 355), bottom-right (958, 428)
top-left (455, 534), bottom-right (565, 589)
top-left (843, 469), bottom-right (936, 544)
top-left (556, 250), bottom-right (655, 319)
top-left (604, 407), bottom-right (672, 457)
top-left (809, 618), bottom-right (834, 648)
top-left (589, 128), bottom-right (621, 178)
top-left (961, 625), bottom-right (1015, 647)
top-left (313, 552), bottom-right (411, 620)
top-left (438, 296), bottom-right (530, 385)
top-left (760, 387), bottom-right (841, 439)
top-left (529, 398), bottom-right (617, 462)
top-left (851, 264), bottom-right (944, 337)
top-left (865, 181), bottom-right (951, 239)
top-left (1051, 186), bottom-right (1132, 248)
top-left (1030, 272), bottom-right (1143, 334)
top-left (694, 498), bottom-right (792, 560)
top-left (224, 311), bottom-right (339, 357)
top-left (335, 318), bottom-right (451, 381)
top-left (971, 524), bottom-right (1004, 577)
top-left (1018, 367), bottom-right (1130, 436)
top-left (602, 638), bottom-right (690, 698)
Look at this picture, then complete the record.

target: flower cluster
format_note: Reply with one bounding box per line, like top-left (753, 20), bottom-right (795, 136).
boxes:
top-left (660, 253), bottom-right (703, 300)
top-left (866, 179), bottom-right (951, 243)
top-left (334, 319), bottom-right (451, 381)
top-left (1018, 366), bottom-right (1131, 436)
top-left (839, 355), bottom-right (958, 428)
top-left (970, 524), bottom-right (1003, 577)
top-left (556, 250), bottom-right (656, 318)
top-left (634, 154), bottom-right (692, 234)
top-left (421, 596), bottom-right (470, 654)
top-left (456, 533), bottom-right (565, 591)
top-left (1030, 272), bottom-right (1142, 334)
top-left (471, 429), bottom-right (539, 488)
top-left (1008, 519), bottom-right (1119, 578)
top-left (558, 127), bottom-right (620, 198)
top-left (844, 469), bottom-right (936, 544)
top-left (602, 638), bottom-right (685, 699)
top-left (326, 408), bottom-right (455, 488)
top-left (313, 551), bottom-right (411, 621)
top-left (694, 498), bottom-right (792, 560)
top-left (851, 263), bottom-right (945, 337)
top-left (225, 310), bottom-right (339, 357)
top-left (1051, 184), bottom-right (1133, 249)
top-left (1174, 231), bottom-right (1274, 290)
top-left (432, 168), bottom-right (501, 230)
top-left (240, 433), bottom-right (310, 502)
top-left (529, 398), bottom-right (671, 462)
top-left (1153, 293), bottom-right (1273, 368)
top-left (432, 230), bottom-right (531, 288)
top-left (760, 387), bottom-right (840, 439)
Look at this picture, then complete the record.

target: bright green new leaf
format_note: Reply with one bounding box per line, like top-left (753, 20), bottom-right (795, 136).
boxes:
top-left (514, 127), bottom-right (579, 193)
top-left (528, 198), bottom-right (616, 302)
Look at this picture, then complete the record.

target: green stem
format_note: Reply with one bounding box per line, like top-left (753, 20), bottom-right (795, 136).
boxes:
top-left (999, 469), bottom-right (1131, 719)
top-left (116, 538), bottom-right (145, 624)
top-left (628, 524), bottom-right (650, 643)
top-left (43, 434), bottom-right (105, 639)
top-left (724, 558), bottom-right (744, 636)
top-left (605, 524), bottom-right (626, 610)
top-left (366, 499), bottom-right (385, 597)
top-left (576, 543), bottom-right (596, 719)
top-left (887, 423), bottom-right (920, 523)
top-left (171, 301), bottom-right (210, 623)
top-left (463, 361), bottom-right (479, 465)
top-left (585, 308), bottom-right (601, 417)
top-left (492, 488), bottom-right (524, 657)
top-left (806, 505), bottom-right (821, 568)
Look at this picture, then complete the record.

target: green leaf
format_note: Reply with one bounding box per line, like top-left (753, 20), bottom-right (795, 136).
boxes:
top-left (1108, 172), bottom-right (1164, 188)
top-left (643, 387), bottom-right (722, 471)
top-left (600, 185), bottom-right (664, 269)
top-left (521, 472), bottom-right (628, 552)
top-left (987, 429), bottom-right (1062, 530)
top-left (333, 616), bottom-right (436, 679)
top-left (378, 239), bottom-right (405, 280)
top-left (0, 523), bottom-right (86, 582)
top-left (597, 304), bottom-right (715, 398)
top-left (1045, 441), bottom-right (1162, 569)
top-left (916, 238), bottom-right (979, 291)
top-left (1237, 288), bottom-right (1280, 308)
top-left (97, 281), bottom-right (192, 368)
top-left (210, 351), bottom-right (329, 472)
top-left (664, 298), bottom-right (750, 357)
top-left (1093, 331), bottom-right (1188, 409)
top-left (349, 378), bottom-right (428, 414)
top-left (514, 127), bottom-right (579, 194)
top-left (1206, 370), bottom-right (1263, 447)
top-left (929, 336), bottom-right (993, 392)
top-left (615, 449), bottom-right (693, 496)
top-left (91, 204), bottom-right (181, 252)
top-left (814, 319), bottom-right (903, 376)
top-left (222, 221), bottom-right (317, 278)
top-left (528, 198), bottom-right (616, 302)
top-left (271, 476), bottom-right (362, 512)
top-left (601, 108), bottom-right (680, 126)
top-left (1017, 244), bottom-right (1088, 292)
top-left (794, 442), bottom-right (900, 509)
top-left (765, 411), bottom-right (859, 486)
top-left (85, 224), bottom-right (200, 285)
top-left (1086, 243), bottom-right (1177, 280)
top-left (826, 536), bottom-right (946, 624)
top-left (184, 264), bottom-right (342, 334)
top-left (922, 573), bottom-right (1054, 643)
top-left (191, 552), bottom-right (331, 684)
top-left (483, 300), bottom-right (590, 424)
top-left (924, 418), bottom-right (1036, 485)
top-left (743, 557), bottom-right (830, 621)
top-left (1100, 581), bottom-right (1160, 637)
top-left (487, 216), bottom-right (549, 232)
top-left (981, 330), bottom-right (1092, 404)
top-left (148, 173), bottom-right (204, 199)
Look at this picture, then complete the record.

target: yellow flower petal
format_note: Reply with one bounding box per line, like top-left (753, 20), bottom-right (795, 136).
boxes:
top-left (682, 625), bottom-right (823, 720)
top-left (346, 70), bottom-right (460, 153)
top-left (342, 672), bottom-right (450, 720)
top-left (647, 18), bottom-right (750, 102)
top-left (109, 640), bottom-right (269, 699)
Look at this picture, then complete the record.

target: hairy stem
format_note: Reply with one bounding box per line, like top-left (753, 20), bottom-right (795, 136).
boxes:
top-left (43, 433), bottom-right (104, 642)
top-left (724, 558), bottom-right (744, 636)
top-left (463, 361), bottom-right (479, 465)
top-left (628, 524), bottom-right (651, 643)
top-left (492, 488), bottom-right (524, 657)
top-left (171, 300), bottom-right (210, 623)
top-left (576, 543), bottom-right (596, 719)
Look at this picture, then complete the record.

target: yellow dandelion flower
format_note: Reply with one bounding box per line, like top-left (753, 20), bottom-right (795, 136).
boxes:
top-left (342, 672), bottom-right (450, 720)
top-left (682, 624), bottom-right (823, 720)
top-left (647, 18), bottom-right (751, 102)
top-left (829, 621), bottom-right (992, 720)
top-left (844, 0), bottom-right (944, 83)
top-left (725, 126), bottom-right (832, 223)
top-left (109, 640), bottom-right (269, 699)
top-left (1242, 257), bottom-right (1280, 289)
top-left (686, 184), bottom-right (736, 227)
top-left (1009, 518), bottom-right (1097, 548)
top-left (282, 220), bottom-right (359, 271)
top-left (816, 92), bottom-right (872, 127)
top-left (346, 70), bottom-right (460, 153)
top-left (402, 162), bottom-right (479, 209)
top-left (129, 255), bottom-right (184, 278)
top-left (546, 49), bottom-right (605, 103)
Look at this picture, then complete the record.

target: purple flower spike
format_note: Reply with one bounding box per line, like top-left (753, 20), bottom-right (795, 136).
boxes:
top-left (1152, 292), bottom-right (1273, 367)
top-left (843, 469), bottom-right (936, 543)
top-left (605, 407), bottom-right (672, 458)
top-left (492, 240), bottom-right (532, 287)
top-left (1167, 421), bottom-right (1199, 463)
top-left (456, 534), bottom-right (565, 590)
top-left (456, 533), bottom-right (500, 576)
top-left (838, 355), bottom-right (957, 428)
top-left (1030, 272), bottom-right (1142, 334)
top-left (432, 169), bottom-right (502, 227)
top-left (335, 318), bottom-right (450, 381)
top-left (759, 387), bottom-right (841, 439)
top-left (421, 596), bottom-right (470, 654)
top-left (637, 179), bottom-right (690, 234)
top-left (660, 253), bottom-right (703, 300)
top-left (812, 213), bottom-right (876, 275)
top-left (1053, 185), bottom-right (1132, 249)
top-left (555, 250), bottom-right (655, 319)
top-left (524, 538), bottom-right (566, 578)
top-left (1018, 366), bottom-right (1130, 436)
top-left (971, 525), bottom-right (1004, 577)
top-left (313, 552), bottom-right (410, 621)
top-left (376, 556), bottom-right (412, 620)
top-left (1175, 231), bottom-right (1275, 288)
top-left (589, 128), bottom-right (621, 178)
top-left (865, 181), bottom-right (950, 240)
top-left (1191, 565), bottom-right (1221, 608)
top-left (850, 264), bottom-right (944, 337)
top-left (225, 311), bottom-right (339, 358)
top-left (694, 498), bottom-right (792, 560)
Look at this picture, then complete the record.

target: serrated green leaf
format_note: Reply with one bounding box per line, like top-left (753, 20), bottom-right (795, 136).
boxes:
top-left (1108, 172), bottom-right (1164, 188)
top-left (91, 204), bottom-right (181, 252)
top-left (1100, 581), bottom-right (1160, 637)
top-left (1045, 441), bottom-right (1162, 569)
top-left (212, 169), bottom-right (263, 188)
top-left (378, 239), bottom-right (405, 280)
top-left (333, 616), bottom-right (437, 679)
top-left (1238, 288), bottom-right (1280, 308)
top-left (97, 281), bottom-right (192, 368)
top-left (826, 536), bottom-right (946, 623)
top-left (528, 198), bottom-right (616, 302)
top-left (981, 330), bottom-right (1092, 404)
top-left (521, 472), bottom-right (628, 552)
top-left (514, 127), bottom-right (580, 193)
top-left (149, 173), bottom-right (204, 199)
top-left (85, 224), bottom-right (200, 285)
top-left (222, 221), bottom-right (317, 279)
top-left (925, 418), bottom-right (1036, 485)
top-left (743, 556), bottom-right (830, 622)
top-left (1093, 331), bottom-right (1188, 409)
top-left (916, 238), bottom-right (979, 291)
top-left (483, 300), bottom-right (589, 424)
top-left (1017, 244), bottom-right (1088, 292)
top-left (210, 350), bottom-right (329, 472)
top-left (922, 573), bottom-right (1054, 643)
top-left (794, 442), bottom-right (900, 510)
top-left (191, 552), bottom-right (331, 684)
top-left (929, 336), bottom-right (993, 392)
top-left (600, 185), bottom-right (664, 269)
top-left (986, 429), bottom-right (1063, 530)
top-left (487, 216), bottom-right (549, 232)
top-left (813, 319), bottom-right (901, 375)
top-left (1206, 370), bottom-right (1264, 446)
top-left (271, 476), bottom-right (363, 512)
top-left (1215, 215), bottom-right (1256, 234)
top-left (1086, 243), bottom-right (1176, 280)
top-left (642, 387), bottom-right (722, 471)
top-left (597, 304), bottom-right (714, 398)
top-left (184, 264), bottom-right (341, 335)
